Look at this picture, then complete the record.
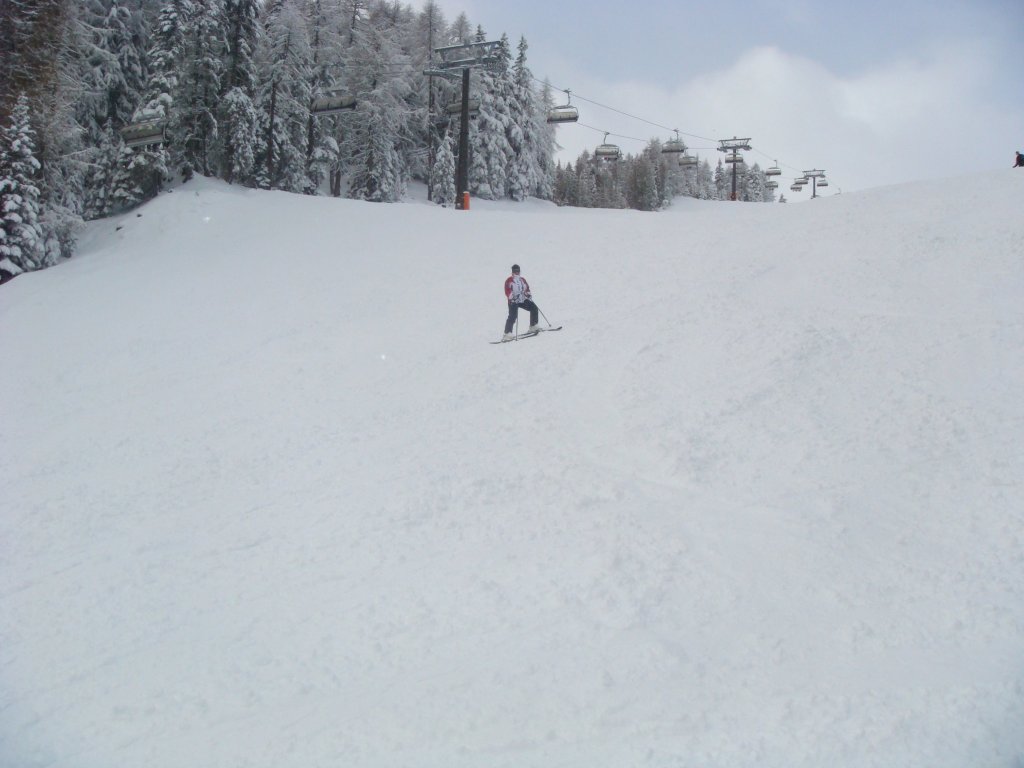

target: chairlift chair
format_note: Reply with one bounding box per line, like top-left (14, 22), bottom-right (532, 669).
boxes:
top-left (724, 155), bottom-right (745, 164)
top-left (121, 118), bottom-right (167, 149)
top-left (678, 154), bottom-right (698, 167)
top-left (311, 90), bottom-right (356, 116)
top-left (790, 184), bottom-right (802, 192)
top-left (594, 133), bottom-right (621, 161)
top-left (765, 165), bottom-right (782, 177)
top-left (547, 90), bottom-right (579, 124)
top-left (662, 130), bottom-right (686, 154)
top-left (547, 106), bottom-right (579, 123)
top-left (766, 180), bottom-right (778, 190)
top-left (817, 179), bottom-right (829, 187)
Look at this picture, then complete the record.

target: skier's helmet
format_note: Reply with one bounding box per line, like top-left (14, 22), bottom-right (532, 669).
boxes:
top-left (511, 264), bottom-right (520, 273)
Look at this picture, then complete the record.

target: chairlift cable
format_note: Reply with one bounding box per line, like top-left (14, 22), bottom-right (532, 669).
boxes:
top-left (187, 53), bottom-right (837, 189)
top-left (577, 122), bottom-right (647, 144)
top-left (530, 74), bottom-right (833, 189)
top-left (748, 146), bottom-right (802, 174)
top-left (530, 75), bottom-right (717, 143)
top-left (281, 61), bottom-right (826, 182)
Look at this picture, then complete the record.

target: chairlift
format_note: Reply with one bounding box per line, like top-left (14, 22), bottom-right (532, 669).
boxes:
top-left (790, 183), bottom-right (803, 191)
top-left (817, 179), bottom-right (829, 187)
top-left (594, 133), bottom-right (621, 161)
top-left (121, 118), bottom-right (167, 149)
top-left (794, 177), bottom-right (808, 185)
top-left (766, 180), bottom-right (778, 190)
top-left (662, 129), bottom-right (686, 154)
top-left (724, 154), bottom-right (745, 164)
top-left (446, 97), bottom-right (480, 117)
top-left (422, 68), bottom-right (461, 82)
top-left (678, 154), bottom-right (698, 168)
top-left (765, 163), bottom-right (782, 177)
top-left (311, 90), bottom-right (356, 116)
top-left (547, 90), bottom-right (579, 124)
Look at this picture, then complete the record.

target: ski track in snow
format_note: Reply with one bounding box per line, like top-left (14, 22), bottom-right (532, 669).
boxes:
top-left (1, 173), bottom-right (1023, 767)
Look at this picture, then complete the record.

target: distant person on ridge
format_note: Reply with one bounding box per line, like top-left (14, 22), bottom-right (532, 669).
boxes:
top-left (1015, 151), bottom-right (1024, 168)
top-left (503, 264), bottom-right (541, 340)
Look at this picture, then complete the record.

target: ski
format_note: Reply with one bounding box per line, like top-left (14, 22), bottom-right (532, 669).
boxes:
top-left (489, 326), bottom-right (562, 344)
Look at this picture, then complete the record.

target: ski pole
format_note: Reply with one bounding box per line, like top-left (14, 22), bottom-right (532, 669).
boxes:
top-left (539, 306), bottom-right (554, 328)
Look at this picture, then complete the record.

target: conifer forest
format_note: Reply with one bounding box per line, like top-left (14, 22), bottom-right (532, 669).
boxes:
top-left (0, 0), bottom-right (775, 279)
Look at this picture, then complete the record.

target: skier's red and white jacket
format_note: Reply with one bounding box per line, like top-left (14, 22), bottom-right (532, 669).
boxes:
top-left (504, 274), bottom-right (531, 304)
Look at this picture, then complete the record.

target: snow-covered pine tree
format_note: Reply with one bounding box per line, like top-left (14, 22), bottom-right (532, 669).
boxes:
top-left (255, 0), bottom-right (313, 192)
top-left (696, 158), bottom-right (716, 200)
top-left (430, 127), bottom-right (456, 206)
top-left (411, 0), bottom-right (448, 196)
top-left (552, 160), bottom-right (576, 206)
top-left (656, 151), bottom-right (684, 200)
top-left (713, 158), bottom-right (728, 200)
top-left (303, 0), bottom-right (345, 193)
top-left (744, 162), bottom-right (767, 202)
top-left (142, 0), bottom-right (190, 122)
top-left (129, 0), bottom-right (190, 198)
top-left (0, 94), bottom-right (46, 275)
top-left (108, 140), bottom-right (150, 210)
top-left (369, 0), bottom-right (422, 191)
top-left (222, 0), bottom-right (258, 94)
top-left (595, 158), bottom-right (626, 209)
top-left (218, 0), bottom-right (260, 184)
top-left (467, 119), bottom-right (490, 199)
top-left (448, 12), bottom-right (471, 46)
top-left (0, 1), bottom-right (83, 260)
top-left (576, 157), bottom-right (597, 208)
top-left (325, 0), bottom-right (367, 195)
top-left (644, 140), bottom-right (669, 208)
top-left (346, 100), bottom-right (402, 202)
top-left (656, 141), bottom-right (688, 205)
top-left (74, 0), bottom-right (144, 217)
top-left (178, 0), bottom-right (224, 178)
top-left (489, 33), bottom-right (525, 201)
top-left (527, 71), bottom-right (556, 201)
top-left (339, 0), bottom-right (367, 46)
top-left (76, 0), bottom-right (145, 146)
top-left (371, 0), bottom-right (413, 30)
top-left (1, 0), bottom-right (71, 115)
top-left (505, 37), bottom-right (533, 202)
top-left (342, 11), bottom-right (412, 202)
top-left (220, 88), bottom-right (259, 184)
top-left (628, 147), bottom-right (660, 211)
top-left (83, 121), bottom-right (122, 219)
top-left (469, 31), bottom-right (512, 200)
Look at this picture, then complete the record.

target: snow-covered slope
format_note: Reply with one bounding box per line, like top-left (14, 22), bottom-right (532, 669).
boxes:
top-left (2, 173), bottom-right (1023, 767)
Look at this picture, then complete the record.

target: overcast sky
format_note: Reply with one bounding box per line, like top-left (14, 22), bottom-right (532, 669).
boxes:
top-left (432, 0), bottom-right (1024, 194)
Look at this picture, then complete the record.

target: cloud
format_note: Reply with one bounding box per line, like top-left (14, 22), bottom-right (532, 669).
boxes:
top-left (552, 42), bottom-right (1023, 193)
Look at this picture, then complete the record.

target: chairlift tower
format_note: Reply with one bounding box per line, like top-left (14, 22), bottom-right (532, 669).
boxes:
top-left (718, 137), bottom-right (751, 201)
top-left (802, 169), bottom-right (827, 198)
top-left (428, 40), bottom-right (501, 209)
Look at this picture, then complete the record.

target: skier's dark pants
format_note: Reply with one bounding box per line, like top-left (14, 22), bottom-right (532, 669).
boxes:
top-left (505, 300), bottom-right (539, 334)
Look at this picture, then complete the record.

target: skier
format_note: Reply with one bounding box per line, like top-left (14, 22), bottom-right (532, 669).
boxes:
top-left (502, 264), bottom-right (541, 340)
top-left (1015, 151), bottom-right (1024, 168)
